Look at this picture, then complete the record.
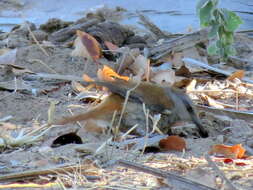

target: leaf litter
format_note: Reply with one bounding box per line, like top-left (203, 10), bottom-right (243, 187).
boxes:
top-left (0, 6), bottom-right (253, 190)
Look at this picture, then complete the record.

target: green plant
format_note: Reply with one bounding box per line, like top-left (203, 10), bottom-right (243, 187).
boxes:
top-left (196, 0), bottom-right (243, 60)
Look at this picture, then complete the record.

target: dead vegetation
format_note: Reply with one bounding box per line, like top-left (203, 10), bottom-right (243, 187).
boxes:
top-left (0, 6), bottom-right (253, 190)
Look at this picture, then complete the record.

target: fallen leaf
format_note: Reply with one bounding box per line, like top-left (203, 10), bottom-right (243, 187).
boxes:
top-left (227, 70), bottom-right (245, 81)
top-left (71, 30), bottom-right (101, 61)
top-left (175, 65), bottom-right (191, 77)
top-left (130, 55), bottom-right (149, 80)
top-left (173, 78), bottom-right (192, 88)
top-left (159, 135), bottom-right (186, 151)
top-left (209, 144), bottom-right (246, 159)
top-left (104, 41), bottom-right (119, 51)
top-left (186, 79), bottom-right (197, 92)
top-left (201, 94), bottom-right (224, 109)
top-left (97, 65), bottom-right (129, 82)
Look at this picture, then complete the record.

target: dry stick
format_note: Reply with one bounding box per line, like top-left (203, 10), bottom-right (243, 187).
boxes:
top-left (50, 18), bottom-right (100, 42)
top-left (205, 155), bottom-right (239, 190)
top-left (30, 59), bottom-right (58, 74)
top-left (236, 88), bottom-right (239, 110)
top-left (0, 163), bottom-right (100, 182)
top-left (183, 58), bottom-right (253, 84)
top-left (138, 13), bottom-right (169, 39)
top-left (26, 23), bottom-right (49, 56)
top-left (26, 73), bottom-right (84, 82)
top-left (140, 103), bottom-right (150, 156)
top-left (117, 159), bottom-right (216, 190)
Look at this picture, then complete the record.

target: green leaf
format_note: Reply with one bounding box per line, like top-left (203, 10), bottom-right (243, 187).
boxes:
top-left (207, 42), bottom-right (218, 55)
top-left (216, 39), bottom-right (222, 48)
top-left (196, 0), bottom-right (210, 13)
top-left (224, 31), bottom-right (234, 44)
top-left (208, 22), bottom-right (219, 38)
top-left (199, 1), bottom-right (215, 27)
top-left (222, 9), bottom-right (243, 32)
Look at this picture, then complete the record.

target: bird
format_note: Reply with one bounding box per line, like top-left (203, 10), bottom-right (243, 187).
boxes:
top-left (53, 80), bottom-right (209, 138)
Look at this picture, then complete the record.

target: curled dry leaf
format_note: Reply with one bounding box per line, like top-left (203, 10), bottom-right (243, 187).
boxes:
top-left (227, 70), bottom-right (245, 81)
top-left (97, 65), bottom-right (129, 82)
top-left (209, 144), bottom-right (246, 159)
top-left (159, 135), bottom-right (186, 152)
top-left (71, 30), bottom-right (101, 61)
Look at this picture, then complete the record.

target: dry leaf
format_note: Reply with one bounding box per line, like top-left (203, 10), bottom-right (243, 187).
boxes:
top-left (130, 55), bottom-right (149, 80)
top-left (104, 41), bottom-right (119, 51)
top-left (209, 144), bottom-right (246, 159)
top-left (71, 30), bottom-right (101, 61)
top-left (186, 79), bottom-right (197, 92)
top-left (175, 65), bottom-right (191, 77)
top-left (173, 78), bottom-right (192, 88)
top-left (227, 70), bottom-right (245, 81)
top-left (159, 135), bottom-right (186, 151)
top-left (201, 94), bottom-right (224, 109)
top-left (97, 65), bottom-right (129, 82)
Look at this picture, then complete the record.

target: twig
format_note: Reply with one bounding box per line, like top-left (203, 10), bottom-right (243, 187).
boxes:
top-left (29, 59), bottom-right (58, 74)
top-left (26, 23), bottom-right (49, 56)
top-left (138, 13), bottom-right (169, 39)
top-left (0, 163), bottom-right (100, 182)
top-left (205, 155), bottom-right (239, 190)
top-left (183, 58), bottom-right (253, 84)
top-left (140, 103), bottom-right (150, 156)
top-left (117, 159), bottom-right (216, 190)
top-left (197, 104), bottom-right (253, 120)
top-left (25, 73), bottom-right (84, 82)
top-left (0, 115), bottom-right (13, 122)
